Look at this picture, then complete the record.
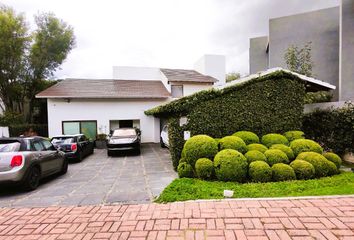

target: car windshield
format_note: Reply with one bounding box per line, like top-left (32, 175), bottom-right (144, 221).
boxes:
top-left (0, 141), bottom-right (21, 152)
top-left (51, 137), bottom-right (75, 144)
top-left (112, 129), bottom-right (136, 137)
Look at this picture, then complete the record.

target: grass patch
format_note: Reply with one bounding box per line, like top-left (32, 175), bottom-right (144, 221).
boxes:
top-left (156, 172), bottom-right (354, 203)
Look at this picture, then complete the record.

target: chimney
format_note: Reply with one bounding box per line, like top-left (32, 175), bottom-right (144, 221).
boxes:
top-left (194, 55), bottom-right (226, 86)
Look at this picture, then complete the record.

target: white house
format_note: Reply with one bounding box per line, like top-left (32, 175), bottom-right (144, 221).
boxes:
top-left (36, 55), bottom-right (226, 143)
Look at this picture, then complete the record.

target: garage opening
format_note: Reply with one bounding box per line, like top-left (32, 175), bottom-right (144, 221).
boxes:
top-left (109, 120), bottom-right (140, 133)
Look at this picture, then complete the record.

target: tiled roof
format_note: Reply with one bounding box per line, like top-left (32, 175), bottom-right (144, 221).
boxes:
top-left (160, 68), bottom-right (217, 83)
top-left (36, 79), bottom-right (171, 99)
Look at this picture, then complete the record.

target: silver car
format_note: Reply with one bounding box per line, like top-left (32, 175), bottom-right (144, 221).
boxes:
top-left (0, 137), bottom-right (67, 191)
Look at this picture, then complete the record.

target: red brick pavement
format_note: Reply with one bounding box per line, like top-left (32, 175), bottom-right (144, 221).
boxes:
top-left (0, 196), bottom-right (353, 239)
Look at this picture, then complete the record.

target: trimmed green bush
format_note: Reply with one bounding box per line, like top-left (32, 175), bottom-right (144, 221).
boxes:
top-left (248, 161), bottom-right (272, 182)
top-left (179, 158), bottom-right (187, 164)
top-left (264, 149), bottom-right (289, 166)
top-left (245, 150), bottom-right (267, 164)
top-left (146, 72), bottom-right (306, 170)
top-left (324, 160), bottom-right (339, 176)
top-left (195, 158), bottom-right (214, 180)
top-left (323, 152), bottom-right (342, 169)
top-left (303, 104), bottom-right (354, 155)
top-left (290, 139), bottom-right (323, 156)
top-left (261, 133), bottom-right (289, 148)
top-left (247, 143), bottom-right (268, 153)
top-left (214, 149), bottom-right (248, 182)
top-left (183, 135), bottom-right (218, 167)
top-left (232, 131), bottom-right (259, 145)
top-left (219, 136), bottom-right (247, 153)
top-left (272, 163), bottom-right (296, 181)
top-left (177, 162), bottom-right (194, 178)
top-left (270, 144), bottom-right (295, 160)
top-left (283, 130), bottom-right (305, 142)
top-left (296, 152), bottom-right (334, 177)
top-left (290, 160), bottom-right (315, 180)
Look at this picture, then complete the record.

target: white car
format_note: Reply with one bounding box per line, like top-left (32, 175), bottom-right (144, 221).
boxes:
top-left (160, 125), bottom-right (169, 148)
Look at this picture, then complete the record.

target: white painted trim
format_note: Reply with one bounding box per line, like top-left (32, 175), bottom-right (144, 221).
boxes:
top-left (217, 67), bottom-right (336, 90)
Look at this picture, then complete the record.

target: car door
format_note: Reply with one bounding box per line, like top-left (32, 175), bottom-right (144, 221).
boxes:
top-left (79, 135), bottom-right (89, 157)
top-left (40, 139), bottom-right (63, 171)
top-left (32, 139), bottom-right (54, 176)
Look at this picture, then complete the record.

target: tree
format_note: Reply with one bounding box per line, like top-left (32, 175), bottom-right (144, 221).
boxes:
top-left (0, 5), bottom-right (75, 123)
top-left (284, 42), bottom-right (313, 77)
top-left (226, 72), bottom-right (241, 83)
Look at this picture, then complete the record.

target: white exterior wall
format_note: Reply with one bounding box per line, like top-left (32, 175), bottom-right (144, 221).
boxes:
top-left (47, 98), bottom-right (168, 143)
top-left (183, 84), bottom-right (212, 96)
top-left (194, 55), bottom-right (226, 86)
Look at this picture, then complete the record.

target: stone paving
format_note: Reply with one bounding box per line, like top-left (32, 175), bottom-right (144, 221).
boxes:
top-left (0, 144), bottom-right (177, 207)
top-left (0, 196), bottom-right (353, 239)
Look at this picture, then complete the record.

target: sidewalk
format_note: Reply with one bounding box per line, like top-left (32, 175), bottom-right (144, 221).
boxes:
top-left (0, 196), bottom-right (353, 239)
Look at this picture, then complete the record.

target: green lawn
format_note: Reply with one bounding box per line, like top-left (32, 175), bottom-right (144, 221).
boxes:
top-left (156, 172), bottom-right (354, 203)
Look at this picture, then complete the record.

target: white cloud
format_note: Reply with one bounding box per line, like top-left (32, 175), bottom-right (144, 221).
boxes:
top-left (2, 0), bottom-right (339, 78)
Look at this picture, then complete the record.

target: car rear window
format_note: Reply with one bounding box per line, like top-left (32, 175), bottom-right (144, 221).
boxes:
top-left (51, 137), bottom-right (75, 144)
top-left (0, 140), bottom-right (21, 152)
top-left (112, 129), bottom-right (136, 137)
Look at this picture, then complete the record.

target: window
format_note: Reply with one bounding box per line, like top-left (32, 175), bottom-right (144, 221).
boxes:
top-left (112, 129), bottom-right (136, 137)
top-left (62, 121), bottom-right (97, 140)
top-left (33, 141), bottom-right (44, 151)
top-left (171, 85), bottom-right (183, 98)
top-left (41, 139), bottom-right (55, 151)
top-left (79, 135), bottom-right (87, 142)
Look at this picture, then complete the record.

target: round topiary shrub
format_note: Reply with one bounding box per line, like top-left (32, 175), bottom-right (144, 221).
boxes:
top-left (232, 131), bottom-right (259, 145)
top-left (179, 158), bottom-right (187, 164)
top-left (195, 158), bottom-right (214, 180)
top-left (245, 150), bottom-right (267, 164)
top-left (283, 130), bottom-right (305, 142)
top-left (290, 160), bottom-right (315, 180)
top-left (249, 161), bottom-right (272, 182)
top-left (264, 149), bottom-right (289, 166)
top-left (270, 144), bottom-right (295, 160)
top-left (296, 152), bottom-right (334, 177)
top-left (214, 149), bottom-right (248, 182)
top-left (323, 152), bottom-right (342, 169)
top-left (272, 163), bottom-right (296, 182)
top-left (183, 135), bottom-right (218, 167)
top-left (324, 160), bottom-right (339, 176)
top-left (261, 133), bottom-right (289, 148)
top-left (290, 139), bottom-right (323, 157)
top-left (247, 143), bottom-right (268, 153)
top-left (219, 136), bottom-right (247, 153)
top-left (177, 162), bottom-right (194, 178)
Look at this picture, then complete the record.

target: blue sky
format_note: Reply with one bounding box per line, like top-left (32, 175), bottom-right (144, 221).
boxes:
top-left (2, 0), bottom-right (339, 79)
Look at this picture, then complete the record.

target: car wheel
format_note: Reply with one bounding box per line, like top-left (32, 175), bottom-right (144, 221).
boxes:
top-left (23, 166), bottom-right (40, 191)
top-left (107, 150), bottom-right (112, 156)
top-left (77, 152), bottom-right (83, 162)
top-left (136, 148), bottom-right (141, 155)
top-left (60, 159), bottom-right (68, 175)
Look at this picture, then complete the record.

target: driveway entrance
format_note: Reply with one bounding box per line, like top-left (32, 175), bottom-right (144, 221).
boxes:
top-left (0, 144), bottom-right (177, 207)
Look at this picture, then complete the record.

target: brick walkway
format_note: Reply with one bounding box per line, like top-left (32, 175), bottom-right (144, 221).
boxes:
top-left (0, 196), bottom-right (353, 240)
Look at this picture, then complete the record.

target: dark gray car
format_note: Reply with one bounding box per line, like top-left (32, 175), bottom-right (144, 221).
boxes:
top-left (0, 137), bottom-right (67, 191)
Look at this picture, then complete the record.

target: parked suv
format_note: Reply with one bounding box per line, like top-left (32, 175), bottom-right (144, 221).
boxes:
top-left (51, 134), bottom-right (94, 162)
top-left (0, 137), bottom-right (67, 191)
top-left (107, 128), bottom-right (141, 156)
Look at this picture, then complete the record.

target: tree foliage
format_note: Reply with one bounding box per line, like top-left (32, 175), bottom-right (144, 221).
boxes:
top-left (0, 5), bottom-right (75, 123)
top-left (284, 42), bottom-right (313, 77)
top-left (226, 72), bottom-right (241, 83)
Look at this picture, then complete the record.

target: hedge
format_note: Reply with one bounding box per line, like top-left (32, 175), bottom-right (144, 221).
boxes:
top-left (147, 71), bottom-right (306, 169)
top-left (303, 103), bottom-right (354, 154)
top-left (9, 124), bottom-right (48, 137)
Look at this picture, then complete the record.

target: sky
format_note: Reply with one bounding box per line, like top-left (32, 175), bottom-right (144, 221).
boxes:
top-left (2, 0), bottom-right (339, 79)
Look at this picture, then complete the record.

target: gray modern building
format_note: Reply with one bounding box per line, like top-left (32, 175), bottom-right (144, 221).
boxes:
top-left (249, 0), bottom-right (354, 101)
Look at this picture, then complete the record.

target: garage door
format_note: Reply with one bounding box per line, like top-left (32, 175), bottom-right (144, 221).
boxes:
top-left (62, 121), bottom-right (97, 140)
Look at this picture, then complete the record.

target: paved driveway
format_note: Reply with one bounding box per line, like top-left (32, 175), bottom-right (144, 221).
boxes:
top-left (0, 144), bottom-right (177, 207)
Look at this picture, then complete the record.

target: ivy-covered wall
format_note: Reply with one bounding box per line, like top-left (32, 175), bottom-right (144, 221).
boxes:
top-left (303, 104), bottom-right (354, 154)
top-left (146, 71), bottom-right (306, 169)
